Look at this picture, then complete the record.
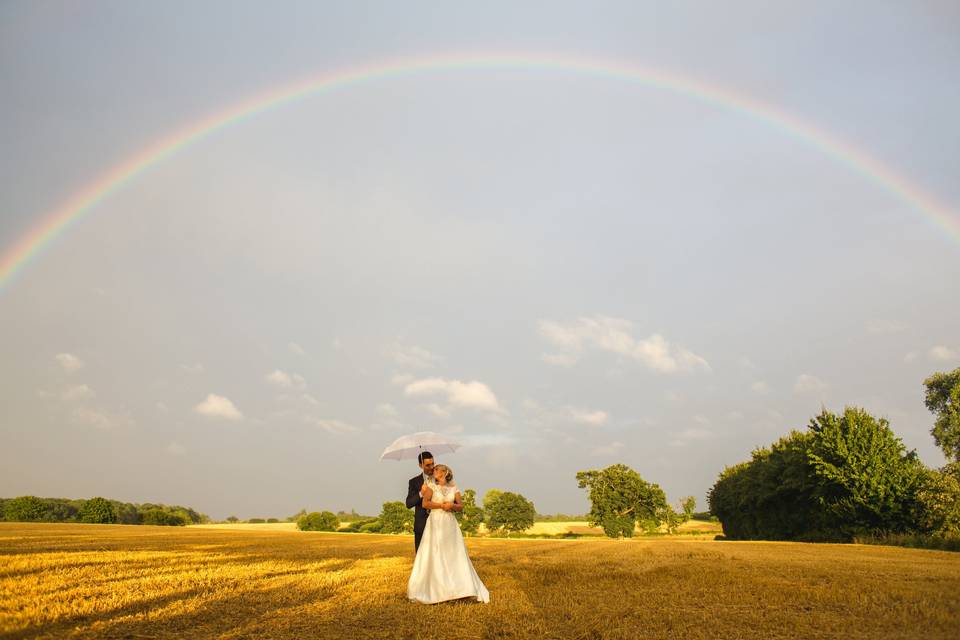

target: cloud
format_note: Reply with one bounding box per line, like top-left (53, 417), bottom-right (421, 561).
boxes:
top-left (181, 362), bottom-right (204, 374)
top-left (567, 407), bottom-right (609, 427)
top-left (62, 384), bottom-right (95, 401)
top-left (793, 374), bottom-right (827, 394)
top-left (72, 407), bottom-right (132, 430)
top-left (265, 369), bottom-right (306, 390)
top-left (866, 319), bottom-right (906, 335)
top-left (302, 394), bottom-right (321, 406)
top-left (391, 372), bottom-right (414, 386)
top-left (391, 344), bottom-right (443, 369)
top-left (669, 427), bottom-right (713, 447)
top-left (167, 441), bottom-right (186, 456)
top-left (904, 351), bottom-right (919, 363)
top-left (305, 417), bottom-right (359, 433)
top-left (422, 403), bottom-right (452, 419)
top-left (56, 353), bottom-right (84, 373)
top-left (929, 345), bottom-right (958, 361)
top-left (156, 401), bottom-right (169, 412)
top-left (288, 342), bottom-right (306, 356)
top-left (194, 394), bottom-right (243, 420)
top-left (590, 441), bottom-right (624, 456)
top-left (751, 381), bottom-right (771, 394)
top-left (376, 403), bottom-right (398, 417)
top-left (538, 316), bottom-right (710, 373)
top-left (541, 353), bottom-right (578, 367)
top-left (404, 377), bottom-right (504, 413)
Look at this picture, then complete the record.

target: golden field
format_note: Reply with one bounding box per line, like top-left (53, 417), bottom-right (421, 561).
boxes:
top-left (2, 522), bottom-right (958, 639)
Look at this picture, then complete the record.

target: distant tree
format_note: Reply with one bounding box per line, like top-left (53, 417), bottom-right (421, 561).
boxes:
top-left (287, 508), bottom-right (307, 522)
top-left (248, 518), bottom-right (265, 524)
top-left (454, 489), bottom-right (484, 536)
top-left (925, 368), bottom-right (960, 463)
top-left (358, 520), bottom-right (383, 533)
top-left (482, 489), bottom-right (504, 511)
top-left (577, 464), bottom-right (669, 538)
top-left (267, 518), bottom-right (280, 523)
top-left (113, 501), bottom-right (141, 524)
top-left (297, 511), bottom-right (340, 532)
top-left (379, 501), bottom-right (414, 534)
top-left (681, 496), bottom-right (696, 520)
top-left (226, 516), bottom-right (239, 523)
top-left (4, 496), bottom-right (47, 522)
top-left (913, 462), bottom-right (960, 535)
top-left (141, 508), bottom-right (187, 526)
top-left (485, 492), bottom-right (535, 534)
top-left (80, 497), bottom-right (117, 524)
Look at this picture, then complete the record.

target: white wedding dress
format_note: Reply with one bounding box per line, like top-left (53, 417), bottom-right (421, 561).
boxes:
top-left (407, 482), bottom-right (490, 604)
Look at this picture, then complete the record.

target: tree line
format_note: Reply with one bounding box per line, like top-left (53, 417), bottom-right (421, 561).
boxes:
top-left (707, 368), bottom-right (960, 545)
top-left (0, 496), bottom-right (208, 526)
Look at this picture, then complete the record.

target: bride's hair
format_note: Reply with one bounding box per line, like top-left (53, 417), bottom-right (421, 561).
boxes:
top-left (433, 464), bottom-right (453, 484)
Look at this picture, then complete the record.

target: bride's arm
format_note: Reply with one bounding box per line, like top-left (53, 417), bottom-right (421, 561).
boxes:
top-left (450, 491), bottom-right (463, 513)
top-left (420, 485), bottom-right (442, 510)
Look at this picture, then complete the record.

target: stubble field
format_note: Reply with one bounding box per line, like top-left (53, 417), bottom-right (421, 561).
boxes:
top-left (1, 522), bottom-right (958, 639)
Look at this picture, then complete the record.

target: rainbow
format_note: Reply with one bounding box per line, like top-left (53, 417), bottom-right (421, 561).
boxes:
top-left (2, 52), bottom-right (957, 292)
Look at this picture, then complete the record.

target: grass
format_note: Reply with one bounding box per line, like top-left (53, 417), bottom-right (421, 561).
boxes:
top-left (2, 522), bottom-right (959, 639)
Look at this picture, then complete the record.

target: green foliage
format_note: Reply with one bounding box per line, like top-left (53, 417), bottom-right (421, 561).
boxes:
top-left (287, 509), bottom-right (307, 522)
top-left (226, 516), bottom-right (239, 523)
top-left (141, 508), bottom-right (188, 526)
top-left (80, 497), bottom-right (117, 524)
top-left (924, 368), bottom-right (960, 463)
top-left (4, 496), bottom-right (47, 522)
top-left (576, 464), bottom-right (669, 538)
top-left (482, 489), bottom-right (504, 511)
top-left (710, 408), bottom-right (929, 541)
top-left (913, 463), bottom-right (960, 535)
top-left (681, 496), bottom-right (696, 519)
top-left (343, 517), bottom-right (380, 532)
top-left (454, 489), bottom-right (484, 536)
top-left (358, 520), bottom-right (383, 533)
top-left (248, 518), bottom-right (265, 523)
top-left (297, 511), bottom-right (340, 532)
top-left (378, 501), bottom-right (414, 534)
top-left (484, 491), bottom-right (536, 534)
top-left (267, 518), bottom-right (280, 523)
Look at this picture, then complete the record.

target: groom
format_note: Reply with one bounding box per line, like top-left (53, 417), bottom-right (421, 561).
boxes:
top-left (405, 451), bottom-right (435, 553)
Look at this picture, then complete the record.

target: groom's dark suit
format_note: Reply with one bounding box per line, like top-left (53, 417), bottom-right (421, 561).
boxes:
top-left (406, 474), bottom-right (429, 553)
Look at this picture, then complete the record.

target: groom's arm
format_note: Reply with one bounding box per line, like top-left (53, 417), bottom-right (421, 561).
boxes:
top-left (405, 479), bottom-right (421, 509)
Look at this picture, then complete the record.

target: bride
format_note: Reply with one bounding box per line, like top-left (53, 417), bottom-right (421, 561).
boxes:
top-left (407, 464), bottom-right (490, 604)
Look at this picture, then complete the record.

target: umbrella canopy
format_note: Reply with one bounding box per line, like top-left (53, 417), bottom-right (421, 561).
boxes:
top-left (379, 431), bottom-right (462, 461)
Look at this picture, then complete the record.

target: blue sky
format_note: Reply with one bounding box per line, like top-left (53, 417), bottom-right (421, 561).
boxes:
top-left (1, 1), bottom-right (958, 519)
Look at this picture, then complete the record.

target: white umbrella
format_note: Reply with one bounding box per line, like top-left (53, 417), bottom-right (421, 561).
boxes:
top-left (379, 431), bottom-right (462, 461)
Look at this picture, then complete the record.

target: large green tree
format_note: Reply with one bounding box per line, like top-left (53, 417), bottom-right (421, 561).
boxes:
top-left (378, 501), bottom-right (414, 534)
top-left (484, 492), bottom-right (535, 534)
top-left (454, 489), bottom-right (484, 536)
top-left (924, 368), bottom-right (960, 462)
top-left (80, 497), bottom-right (117, 524)
top-left (576, 464), bottom-right (669, 538)
top-left (297, 511), bottom-right (340, 532)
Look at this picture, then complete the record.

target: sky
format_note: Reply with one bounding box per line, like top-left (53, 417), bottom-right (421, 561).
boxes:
top-left (1, 1), bottom-right (959, 520)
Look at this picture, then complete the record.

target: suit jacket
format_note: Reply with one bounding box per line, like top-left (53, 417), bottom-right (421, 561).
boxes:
top-left (406, 474), bottom-right (429, 532)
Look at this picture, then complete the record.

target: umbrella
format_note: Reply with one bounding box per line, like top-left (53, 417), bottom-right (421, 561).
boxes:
top-left (379, 431), bottom-right (462, 461)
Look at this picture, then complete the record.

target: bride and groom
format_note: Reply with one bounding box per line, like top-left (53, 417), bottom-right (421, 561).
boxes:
top-left (405, 451), bottom-right (490, 604)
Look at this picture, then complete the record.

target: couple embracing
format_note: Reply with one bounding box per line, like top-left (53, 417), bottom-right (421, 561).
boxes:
top-left (405, 451), bottom-right (490, 604)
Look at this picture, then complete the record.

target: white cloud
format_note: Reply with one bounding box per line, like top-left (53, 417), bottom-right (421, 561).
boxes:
top-left (669, 427), bottom-right (713, 447)
top-left (391, 343), bottom-right (443, 369)
top-left (181, 362), bottom-right (204, 374)
top-left (391, 372), bottom-right (414, 386)
top-left (288, 342), bottom-right (306, 356)
top-left (929, 345), bottom-right (958, 361)
top-left (541, 353), bottom-right (578, 367)
top-left (590, 441), bottom-right (624, 456)
top-left (167, 441), bottom-right (186, 456)
top-left (422, 403), bottom-right (452, 419)
top-left (72, 407), bottom-right (132, 430)
top-left (156, 401), bottom-right (169, 412)
top-left (265, 369), bottom-right (306, 390)
top-left (404, 377), bottom-right (504, 413)
top-left (793, 374), bottom-right (827, 395)
top-left (866, 319), bottom-right (906, 335)
top-left (305, 417), bottom-right (359, 433)
top-left (738, 356), bottom-right (759, 372)
top-left (56, 353), bottom-right (84, 373)
top-left (693, 414), bottom-right (711, 426)
top-left (62, 384), bottom-right (95, 401)
top-left (302, 394), bottom-right (321, 406)
top-left (376, 403), bottom-right (398, 417)
top-left (194, 394), bottom-right (243, 420)
top-left (538, 316), bottom-right (710, 373)
top-left (567, 407), bottom-right (609, 427)
top-left (751, 381), bottom-right (771, 394)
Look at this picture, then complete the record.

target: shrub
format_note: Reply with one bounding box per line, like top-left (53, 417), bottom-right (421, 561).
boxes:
top-left (248, 518), bottom-right (265, 523)
top-left (297, 511), bottom-right (340, 532)
top-left (358, 520), bottom-right (383, 533)
top-left (454, 489), bottom-right (484, 536)
top-left (141, 508), bottom-right (188, 526)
